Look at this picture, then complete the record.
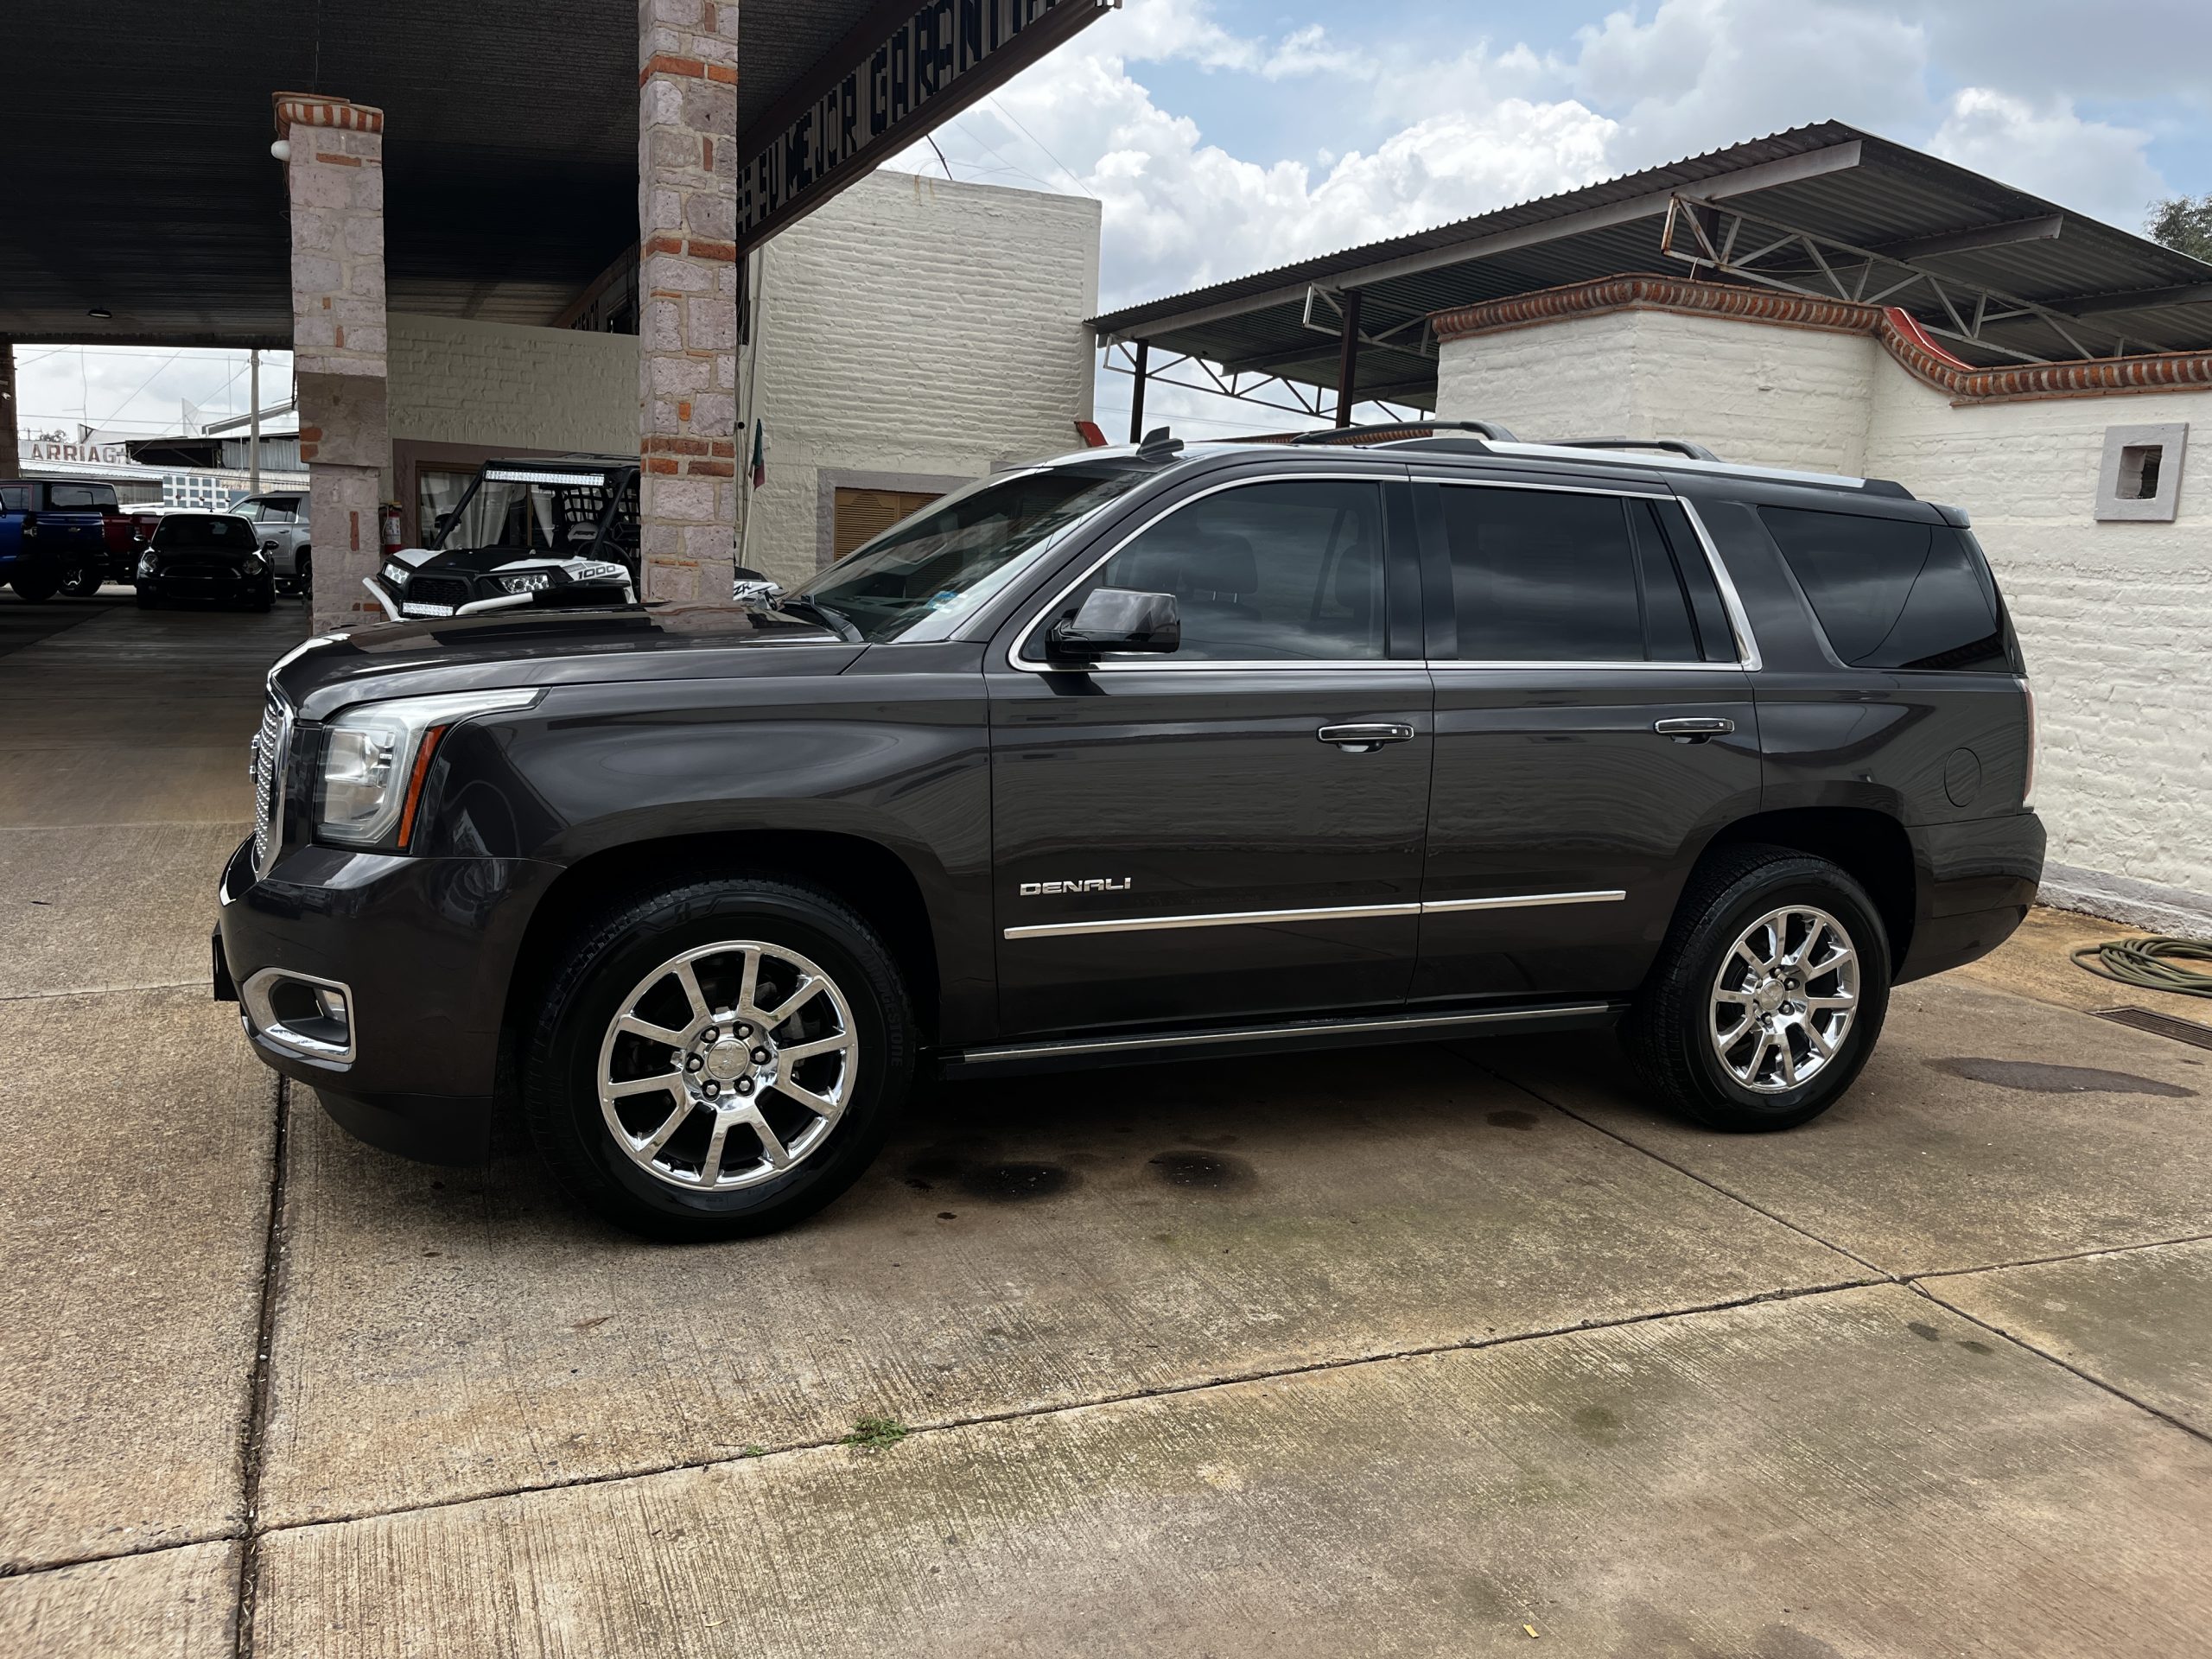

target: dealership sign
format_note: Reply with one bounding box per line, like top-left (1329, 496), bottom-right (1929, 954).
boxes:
top-left (21, 428), bottom-right (131, 466)
top-left (737, 0), bottom-right (1105, 244)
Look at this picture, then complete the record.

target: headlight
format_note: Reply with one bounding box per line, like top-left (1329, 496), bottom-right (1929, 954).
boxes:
top-left (497, 571), bottom-right (553, 594)
top-left (315, 688), bottom-right (541, 850)
top-left (381, 562), bottom-right (410, 588)
top-left (137, 554), bottom-right (156, 577)
top-left (244, 553), bottom-right (268, 575)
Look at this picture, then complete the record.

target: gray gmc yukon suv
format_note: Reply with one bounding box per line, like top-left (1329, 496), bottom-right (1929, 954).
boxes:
top-left (215, 430), bottom-right (2044, 1239)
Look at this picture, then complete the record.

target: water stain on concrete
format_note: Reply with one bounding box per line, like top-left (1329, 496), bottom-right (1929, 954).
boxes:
top-left (1147, 1150), bottom-right (1255, 1190)
top-left (1956, 1339), bottom-right (1994, 1356)
top-left (1907, 1321), bottom-right (1942, 1342)
top-left (957, 1162), bottom-right (1077, 1203)
top-left (1486, 1109), bottom-right (1540, 1131)
top-left (1927, 1058), bottom-right (2195, 1097)
top-left (1570, 1404), bottom-right (1622, 1445)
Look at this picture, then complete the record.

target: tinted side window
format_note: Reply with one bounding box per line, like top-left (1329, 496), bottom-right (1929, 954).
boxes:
top-left (0, 486), bottom-right (28, 512)
top-left (1440, 486), bottom-right (1703, 663)
top-left (1090, 479), bottom-right (1388, 661)
top-left (1646, 501), bottom-right (1738, 662)
top-left (1761, 507), bottom-right (2012, 671)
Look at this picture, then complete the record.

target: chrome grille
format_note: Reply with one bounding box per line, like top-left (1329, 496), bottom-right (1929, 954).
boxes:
top-left (250, 690), bottom-right (291, 874)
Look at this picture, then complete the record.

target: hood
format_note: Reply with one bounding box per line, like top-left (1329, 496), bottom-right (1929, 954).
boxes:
top-left (273, 601), bottom-right (857, 721)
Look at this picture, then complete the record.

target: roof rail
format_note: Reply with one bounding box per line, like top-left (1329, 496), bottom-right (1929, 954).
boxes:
top-left (1287, 419), bottom-right (1519, 445)
top-left (1548, 436), bottom-right (1721, 462)
top-left (1377, 434), bottom-right (1916, 499)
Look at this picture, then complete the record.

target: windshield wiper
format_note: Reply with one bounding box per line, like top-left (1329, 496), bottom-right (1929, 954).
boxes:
top-left (782, 594), bottom-right (863, 642)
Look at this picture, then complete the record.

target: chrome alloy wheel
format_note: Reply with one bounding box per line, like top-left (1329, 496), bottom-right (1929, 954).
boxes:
top-left (596, 941), bottom-right (858, 1191)
top-left (1709, 905), bottom-right (1859, 1094)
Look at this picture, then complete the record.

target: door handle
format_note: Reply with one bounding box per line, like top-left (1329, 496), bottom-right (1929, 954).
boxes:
top-left (1653, 715), bottom-right (1735, 741)
top-left (1318, 722), bottom-right (1414, 753)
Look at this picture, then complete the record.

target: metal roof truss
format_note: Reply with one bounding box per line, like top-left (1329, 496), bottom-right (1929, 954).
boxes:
top-left (1661, 195), bottom-right (2139, 364)
top-left (1102, 337), bottom-right (1432, 423)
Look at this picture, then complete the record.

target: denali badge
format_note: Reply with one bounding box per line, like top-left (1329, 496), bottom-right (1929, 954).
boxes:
top-left (1020, 878), bottom-right (1132, 896)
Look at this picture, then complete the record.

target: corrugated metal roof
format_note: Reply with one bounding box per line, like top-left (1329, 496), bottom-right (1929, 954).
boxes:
top-left (1091, 123), bottom-right (2212, 405)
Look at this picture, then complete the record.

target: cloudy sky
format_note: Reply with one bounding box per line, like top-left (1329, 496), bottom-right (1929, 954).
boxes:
top-left (19, 0), bottom-right (2209, 446)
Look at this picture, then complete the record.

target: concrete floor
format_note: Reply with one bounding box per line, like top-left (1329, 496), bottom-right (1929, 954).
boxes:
top-left (3, 588), bottom-right (2209, 1656)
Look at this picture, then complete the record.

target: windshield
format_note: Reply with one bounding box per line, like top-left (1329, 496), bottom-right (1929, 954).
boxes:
top-left (798, 464), bottom-right (1154, 643)
top-left (154, 515), bottom-right (253, 549)
top-left (438, 471), bottom-right (636, 558)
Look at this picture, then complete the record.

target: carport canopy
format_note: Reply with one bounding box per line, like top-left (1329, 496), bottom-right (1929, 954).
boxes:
top-left (0, 0), bottom-right (1103, 346)
top-left (1091, 122), bottom-right (2212, 417)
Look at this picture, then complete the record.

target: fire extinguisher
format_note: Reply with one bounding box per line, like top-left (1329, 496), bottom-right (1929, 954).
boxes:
top-left (379, 501), bottom-right (404, 556)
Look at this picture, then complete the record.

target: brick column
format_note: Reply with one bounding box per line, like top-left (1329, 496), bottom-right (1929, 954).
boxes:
top-left (274, 93), bottom-right (390, 633)
top-left (638, 0), bottom-right (740, 603)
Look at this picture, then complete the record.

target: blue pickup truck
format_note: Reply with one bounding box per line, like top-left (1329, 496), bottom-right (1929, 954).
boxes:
top-left (0, 479), bottom-right (109, 601)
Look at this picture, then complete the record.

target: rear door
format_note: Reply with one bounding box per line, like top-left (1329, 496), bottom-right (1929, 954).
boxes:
top-left (986, 468), bottom-right (1433, 1039)
top-left (1413, 472), bottom-right (1763, 1007)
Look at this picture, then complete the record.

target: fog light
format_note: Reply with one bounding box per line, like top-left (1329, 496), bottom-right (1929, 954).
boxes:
top-left (240, 968), bottom-right (356, 1065)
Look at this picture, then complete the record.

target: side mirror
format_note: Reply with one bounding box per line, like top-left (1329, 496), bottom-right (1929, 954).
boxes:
top-left (1047, 588), bottom-right (1180, 661)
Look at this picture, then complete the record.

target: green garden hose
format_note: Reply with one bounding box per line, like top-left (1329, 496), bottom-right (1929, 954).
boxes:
top-left (2071, 936), bottom-right (2212, 999)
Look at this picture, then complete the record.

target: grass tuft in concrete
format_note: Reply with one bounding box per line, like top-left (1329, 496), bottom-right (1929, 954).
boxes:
top-left (841, 1414), bottom-right (911, 1450)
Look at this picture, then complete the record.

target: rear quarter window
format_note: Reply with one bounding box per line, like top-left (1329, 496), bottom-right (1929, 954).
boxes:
top-left (1759, 506), bottom-right (2017, 673)
top-left (0, 486), bottom-right (29, 512)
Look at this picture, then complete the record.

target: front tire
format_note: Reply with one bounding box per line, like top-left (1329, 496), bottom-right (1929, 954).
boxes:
top-left (1624, 846), bottom-right (1891, 1132)
top-left (64, 562), bottom-right (103, 597)
top-left (10, 572), bottom-right (58, 603)
top-left (521, 874), bottom-right (915, 1240)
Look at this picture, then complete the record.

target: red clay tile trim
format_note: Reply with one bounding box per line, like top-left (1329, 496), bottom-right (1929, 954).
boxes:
top-left (272, 93), bottom-right (385, 135)
top-left (1430, 273), bottom-right (2212, 405)
top-left (639, 53), bottom-right (707, 86)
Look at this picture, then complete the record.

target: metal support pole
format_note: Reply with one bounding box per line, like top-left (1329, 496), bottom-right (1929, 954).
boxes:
top-left (0, 340), bottom-right (17, 479)
top-left (1334, 289), bottom-right (1363, 428)
top-left (248, 349), bottom-right (261, 493)
top-left (1128, 340), bottom-right (1149, 443)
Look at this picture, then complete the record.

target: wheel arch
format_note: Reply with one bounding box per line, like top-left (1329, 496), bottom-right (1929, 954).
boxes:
top-left (502, 829), bottom-right (944, 1052)
top-left (1695, 806), bottom-right (1916, 969)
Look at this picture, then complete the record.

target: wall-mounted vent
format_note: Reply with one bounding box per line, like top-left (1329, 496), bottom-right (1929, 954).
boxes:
top-left (2094, 423), bottom-right (2186, 522)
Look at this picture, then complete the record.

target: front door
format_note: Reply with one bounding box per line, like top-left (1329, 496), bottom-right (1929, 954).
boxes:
top-left (1411, 474), bottom-right (1763, 1007)
top-left (988, 473), bottom-right (1432, 1039)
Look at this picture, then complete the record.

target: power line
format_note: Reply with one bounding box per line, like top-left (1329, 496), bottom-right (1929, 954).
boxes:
top-left (983, 95), bottom-right (1096, 199)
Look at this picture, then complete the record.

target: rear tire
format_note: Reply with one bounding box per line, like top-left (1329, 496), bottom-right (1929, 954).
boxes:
top-left (64, 563), bottom-right (103, 597)
top-left (296, 549), bottom-right (312, 606)
top-left (1624, 845), bottom-right (1891, 1132)
top-left (521, 873), bottom-right (915, 1241)
top-left (10, 573), bottom-right (58, 603)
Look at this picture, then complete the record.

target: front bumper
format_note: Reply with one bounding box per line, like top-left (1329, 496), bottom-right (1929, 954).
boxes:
top-left (215, 834), bottom-right (563, 1163)
top-left (143, 566), bottom-right (268, 600)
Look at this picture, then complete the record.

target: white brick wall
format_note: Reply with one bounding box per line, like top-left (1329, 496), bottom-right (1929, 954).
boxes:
top-left (738, 171), bottom-right (1101, 585)
top-left (1438, 309), bottom-right (2212, 925)
top-left (1862, 373), bottom-right (2211, 925)
top-left (1436, 308), bottom-right (1879, 474)
top-left (384, 174), bottom-right (1101, 592)
top-left (387, 314), bottom-right (637, 453)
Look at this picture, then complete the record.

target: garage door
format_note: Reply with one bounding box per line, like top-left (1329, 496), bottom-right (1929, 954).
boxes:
top-left (831, 487), bottom-right (941, 560)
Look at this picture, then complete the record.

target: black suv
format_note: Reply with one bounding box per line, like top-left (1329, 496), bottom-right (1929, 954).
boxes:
top-left (215, 432), bottom-right (2043, 1239)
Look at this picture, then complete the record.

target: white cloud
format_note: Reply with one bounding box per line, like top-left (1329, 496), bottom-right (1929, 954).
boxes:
top-left (1930, 88), bottom-right (2166, 230)
top-left (1568, 0), bottom-right (1933, 168)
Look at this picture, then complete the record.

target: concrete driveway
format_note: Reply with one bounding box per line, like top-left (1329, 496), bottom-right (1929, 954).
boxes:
top-left (3, 591), bottom-right (2209, 1657)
